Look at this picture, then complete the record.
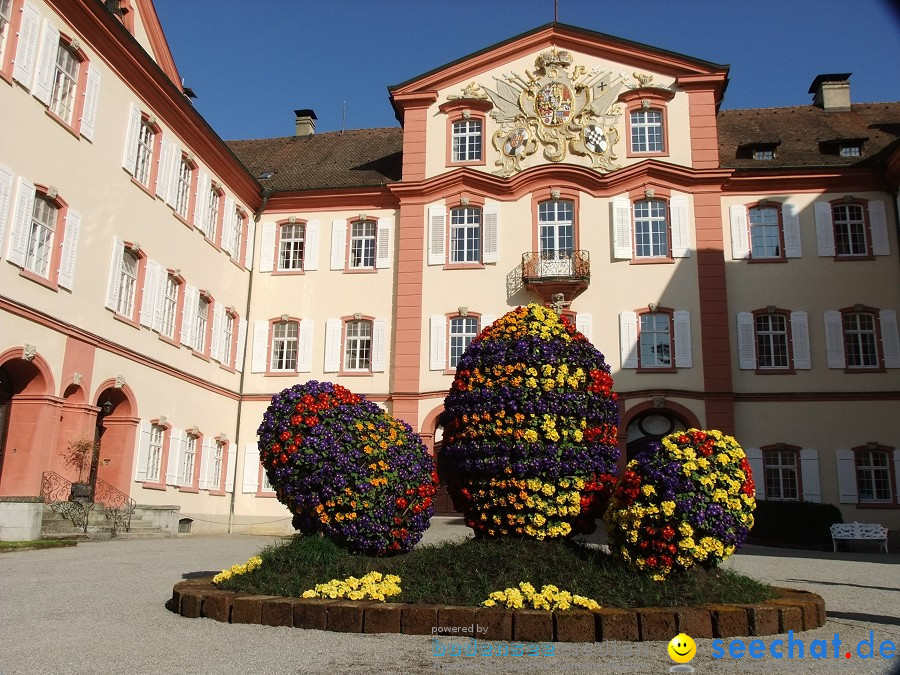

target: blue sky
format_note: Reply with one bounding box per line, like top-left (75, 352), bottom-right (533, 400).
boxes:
top-left (153, 1), bottom-right (900, 141)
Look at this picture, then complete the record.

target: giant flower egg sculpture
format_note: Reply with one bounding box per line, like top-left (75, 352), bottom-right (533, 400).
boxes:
top-left (257, 381), bottom-right (438, 555)
top-left (440, 303), bottom-right (620, 539)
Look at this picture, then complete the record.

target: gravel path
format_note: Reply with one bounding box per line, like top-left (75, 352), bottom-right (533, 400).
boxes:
top-left (0, 519), bottom-right (897, 674)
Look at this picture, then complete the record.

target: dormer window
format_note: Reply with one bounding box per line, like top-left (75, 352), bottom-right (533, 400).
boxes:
top-left (752, 148), bottom-right (774, 161)
top-left (839, 145), bottom-right (861, 157)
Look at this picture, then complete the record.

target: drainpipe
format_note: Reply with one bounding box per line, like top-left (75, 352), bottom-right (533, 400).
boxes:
top-left (227, 186), bottom-right (273, 533)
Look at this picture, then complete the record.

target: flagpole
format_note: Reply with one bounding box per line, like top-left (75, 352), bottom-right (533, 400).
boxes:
top-left (554, 0), bottom-right (558, 22)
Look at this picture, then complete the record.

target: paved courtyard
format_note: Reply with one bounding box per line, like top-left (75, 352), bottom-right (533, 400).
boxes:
top-left (0, 519), bottom-right (897, 674)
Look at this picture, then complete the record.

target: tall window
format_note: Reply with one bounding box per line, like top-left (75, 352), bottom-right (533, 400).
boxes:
top-left (449, 317), bottom-right (479, 368)
top-left (279, 223), bottom-right (305, 270)
top-left (349, 220), bottom-right (376, 269)
top-left (764, 448), bottom-right (799, 501)
top-left (174, 156), bottom-right (193, 219)
top-left (49, 43), bottom-right (80, 124)
top-left (832, 203), bottom-right (867, 256)
top-left (630, 110), bottom-right (663, 153)
top-left (634, 200), bottom-right (668, 258)
top-left (211, 441), bottom-right (225, 491)
top-left (161, 275), bottom-right (179, 339)
top-left (451, 119), bottom-right (482, 162)
top-left (117, 250), bottom-right (138, 317)
top-left (855, 449), bottom-right (893, 502)
top-left (749, 206), bottom-right (781, 258)
top-left (222, 312), bottom-right (235, 367)
top-left (639, 312), bottom-right (671, 368)
top-left (755, 314), bottom-right (789, 368)
top-left (0, 0), bottom-right (12, 64)
top-left (449, 207), bottom-right (481, 263)
top-left (538, 200), bottom-right (574, 259)
top-left (204, 186), bottom-right (220, 240)
top-left (228, 208), bottom-right (244, 260)
top-left (194, 296), bottom-right (209, 353)
top-left (844, 312), bottom-right (878, 368)
top-left (134, 118), bottom-right (155, 186)
top-left (180, 435), bottom-right (197, 486)
top-left (24, 195), bottom-right (57, 277)
top-left (344, 320), bottom-right (372, 371)
top-left (271, 321), bottom-right (298, 371)
top-left (146, 424), bottom-right (164, 483)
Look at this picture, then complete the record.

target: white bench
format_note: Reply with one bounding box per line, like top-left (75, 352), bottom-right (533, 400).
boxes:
top-left (830, 522), bottom-right (889, 553)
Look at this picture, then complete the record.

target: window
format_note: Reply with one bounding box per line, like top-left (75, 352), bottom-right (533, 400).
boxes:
top-left (222, 311), bottom-right (235, 367)
top-left (226, 206), bottom-right (245, 261)
top-left (271, 321), bottom-right (298, 371)
top-left (633, 200), bottom-right (668, 258)
top-left (349, 220), bottom-right (376, 269)
top-left (134, 118), bottom-right (155, 187)
top-left (752, 149), bottom-right (774, 161)
top-left (630, 110), bottom-right (663, 153)
top-left (855, 449), bottom-right (893, 503)
top-left (748, 206), bottom-right (781, 258)
top-left (260, 467), bottom-right (274, 493)
top-left (832, 203), bottom-right (867, 256)
top-left (0, 0), bottom-right (12, 67)
top-left (344, 319), bottom-right (372, 371)
top-left (449, 316), bottom-right (479, 368)
top-left (279, 223), bottom-right (305, 270)
top-left (449, 207), bottom-right (481, 263)
top-left (538, 200), bottom-right (574, 260)
top-left (638, 312), bottom-right (672, 368)
top-left (117, 249), bottom-right (139, 318)
top-left (146, 424), bottom-right (164, 483)
top-left (174, 155), bottom-right (193, 219)
top-left (49, 42), bottom-right (79, 124)
top-left (839, 145), bottom-right (861, 157)
top-left (24, 194), bottom-right (57, 277)
top-left (194, 295), bottom-right (210, 353)
top-left (764, 448), bottom-right (800, 501)
top-left (180, 435), bottom-right (197, 486)
top-left (211, 441), bottom-right (225, 491)
top-left (160, 274), bottom-right (180, 339)
top-left (755, 313), bottom-right (789, 369)
top-left (203, 184), bottom-right (220, 241)
top-left (844, 312), bottom-right (878, 369)
top-left (451, 119), bottom-right (482, 162)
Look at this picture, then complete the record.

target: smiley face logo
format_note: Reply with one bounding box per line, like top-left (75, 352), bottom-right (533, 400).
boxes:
top-left (667, 633), bottom-right (696, 663)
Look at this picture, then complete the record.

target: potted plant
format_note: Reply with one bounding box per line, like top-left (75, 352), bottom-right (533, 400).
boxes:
top-left (60, 437), bottom-right (96, 500)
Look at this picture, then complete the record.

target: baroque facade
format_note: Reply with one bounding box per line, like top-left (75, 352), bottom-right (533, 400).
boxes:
top-left (1, 0), bottom-right (898, 538)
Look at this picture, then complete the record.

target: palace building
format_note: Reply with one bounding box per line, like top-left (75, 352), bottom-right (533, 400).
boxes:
top-left (1, 0), bottom-right (898, 541)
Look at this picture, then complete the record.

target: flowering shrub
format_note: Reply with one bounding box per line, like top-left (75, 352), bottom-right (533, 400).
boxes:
top-left (212, 555), bottom-right (262, 585)
top-left (257, 381), bottom-right (438, 555)
top-left (301, 572), bottom-right (401, 601)
top-left (605, 429), bottom-right (756, 581)
top-left (482, 582), bottom-right (601, 611)
top-left (441, 304), bottom-right (619, 538)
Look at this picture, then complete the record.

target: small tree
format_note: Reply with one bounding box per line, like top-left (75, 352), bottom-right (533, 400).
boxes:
top-left (60, 437), bottom-right (96, 483)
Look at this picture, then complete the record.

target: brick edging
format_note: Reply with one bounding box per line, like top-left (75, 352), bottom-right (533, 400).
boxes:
top-left (167, 580), bottom-right (826, 642)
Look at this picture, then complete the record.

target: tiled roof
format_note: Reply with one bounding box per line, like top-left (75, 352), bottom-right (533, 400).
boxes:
top-left (718, 103), bottom-right (900, 169)
top-left (227, 128), bottom-right (403, 192)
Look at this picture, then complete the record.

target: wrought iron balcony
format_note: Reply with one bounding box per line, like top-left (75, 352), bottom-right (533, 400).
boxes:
top-left (521, 250), bottom-right (590, 302)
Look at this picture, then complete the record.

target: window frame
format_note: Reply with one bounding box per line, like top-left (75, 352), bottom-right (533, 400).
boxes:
top-left (178, 430), bottom-right (201, 492)
top-left (189, 291), bottom-right (214, 360)
top-left (131, 114), bottom-right (161, 192)
top-left (159, 271), bottom-right (184, 344)
top-left (112, 241), bottom-right (147, 327)
top-left (268, 318), bottom-right (300, 374)
top-left (841, 307), bottom-right (883, 371)
top-left (0, 0), bottom-right (19, 83)
top-left (140, 417), bottom-right (171, 490)
top-left (619, 89), bottom-right (674, 159)
top-left (277, 221), bottom-right (306, 273)
top-left (747, 203), bottom-right (786, 262)
top-left (632, 198), bottom-right (671, 260)
top-left (173, 153), bottom-right (197, 225)
top-left (341, 317), bottom-right (374, 375)
top-left (202, 182), bottom-right (224, 246)
top-left (636, 308), bottom-right (676, 373)
top-left (207, 437), bottom-right (227, 494)
top-left (447, 313), bottom-right (481, 372)
top-left (830, 198), bottom-right (873, 259)
top-left (449, 117), bottom-right (484, 165)
top-left (752, 308), bottom-right (794, 373)
top-left (46, 36), bottom-right (86, 130)
top-left (448, 205), bottom-right (483, 265)
top-left (220, 309), bottom-right (236, 371)
top-left (347, 219), bottom-right (377, 271)
top-left (853, 445), bottom-right (897, 505)
top-left (762, 445), bottom-right (802, 502)
top-left (18, 186), bottom-right (69, 289)
top-left (227, 206), bottom-right (247, 266)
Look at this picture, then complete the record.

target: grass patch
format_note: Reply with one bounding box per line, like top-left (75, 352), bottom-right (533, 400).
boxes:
top-left (218, 535), bottom-right (774, 608)
top-left (0, 539), bottom-right (77, 552)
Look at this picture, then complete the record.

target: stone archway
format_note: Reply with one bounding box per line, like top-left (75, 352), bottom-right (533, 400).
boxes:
top-left (90, 383), bottom-right (138, 496)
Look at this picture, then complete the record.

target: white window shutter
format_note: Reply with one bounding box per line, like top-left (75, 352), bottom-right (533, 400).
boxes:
top-left (12, 2), bottom-right (41, 86)
top-left (221, 196), bottom-right (236, 255)
top-left (134, 420), bottom-right (151, 482)
top-left (430, 315), bottom-right (447, 371)
top-left (57, 209), bottom-right (81, 290)
top-left (575, 313), bottom-right (593, 344)
top-left (0, 165), bottom-right (13, 256)
top-left (324, 318), bottom-right (342, 372)
top-left (736, 312), bottom-right (756, 370)
top-left (670, 197), bottom-right (690, 258)
top-left (428, 205), bottom-right (446, 265)
top-left (243, 220), bottom-right (255, 269)
top-left (156, 136), bottom-right (173, 199)
top-left (823, 310), bottom-right (845, 369)
top-left (483, 204), bottom-right (499, 264)
top-left (330, 219), bottom-right (346, 270)
top-left (673, 310), bottom-right (692, 368)
top-left (480, 314), bottom-right (496, 331)
top-left (868, 201), bottom-right (890, 256)
top-left (250, 320), bottom-right (269, 373)
top-left (745, 448), bottom-right (764, 500)
top-left (151, 268), bottom-right (166, 333)
top-left (242, 444), bottom-right (260, 493)
top-left (194, 171), bottom-right (210, 232)
top-left (225, 445), bottom-right (237, 492)
top-left (790, 311), bottom-right (811, 370)
top-left (104, 238), bottom-right (124, 311)
top-left (210, 303), bottom-right (225, 362)
top-left (799, 449), bottom-right (821, 503)
top-left (729, 205), bottom-right (750, 259)
top-left (31, 19), bottom-right (58, 105)
top-left (879, 309), bottom-right (900, 368)
top-left (165, 429), bottom-right (183, 486)
top-left (836, 448), bottom-right (858, 503)
top-left (180, 285), bottom-right (198, 347)
top-left (81, 65), bottom-right (101, 141)
top-left (297, 319), bottom-right (314, 372)
top-left (235, 317), bottom-right (247, 372)
top-left (781, 203), bottom-right (802, 258)
top-left (8, 178), bottom-right (35, 267)
top-left (303, 220), bottom-right (320, 271)
top-left (139, 259), bottom-right (160, 327)
top-left (619, 311), bottom-right (638, 369)
top-left (814, 202), bottom-right (835, 256)
top-left (375, 217), bottom-right (392, 269)
top-left (612, 197), bottom-right (632, 259)
top-left (122, 103), bottom-right (141, 173)
top-left (371, 318), bottom-right (387, 371)
top-left (203, 438), bottom-right (219, 490)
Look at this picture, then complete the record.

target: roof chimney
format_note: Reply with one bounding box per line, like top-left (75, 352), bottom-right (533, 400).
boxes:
top-left (294, 109), bottom-right (317, 137)
top-left (808, 73), bottom-right (852, 111)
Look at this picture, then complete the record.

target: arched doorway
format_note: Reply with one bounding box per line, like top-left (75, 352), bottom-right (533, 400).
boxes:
top-left (0, 367), bottom-right (12, 484)
top-left (90, 384), bottom-right (138, 496)
top-left (431, 424), bottom-right (463, 516)
top-left (625, 410), bottom-right (689, 462)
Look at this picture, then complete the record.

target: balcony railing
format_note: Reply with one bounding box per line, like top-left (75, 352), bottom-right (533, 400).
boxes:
top-left (521, 250), bottom-right (590, 283)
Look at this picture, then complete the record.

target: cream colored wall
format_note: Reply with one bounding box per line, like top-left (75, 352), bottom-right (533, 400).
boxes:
top-left (128, 3), bottom-right (154, 59)
top-left (423, 49), bottom-right (693, 180)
